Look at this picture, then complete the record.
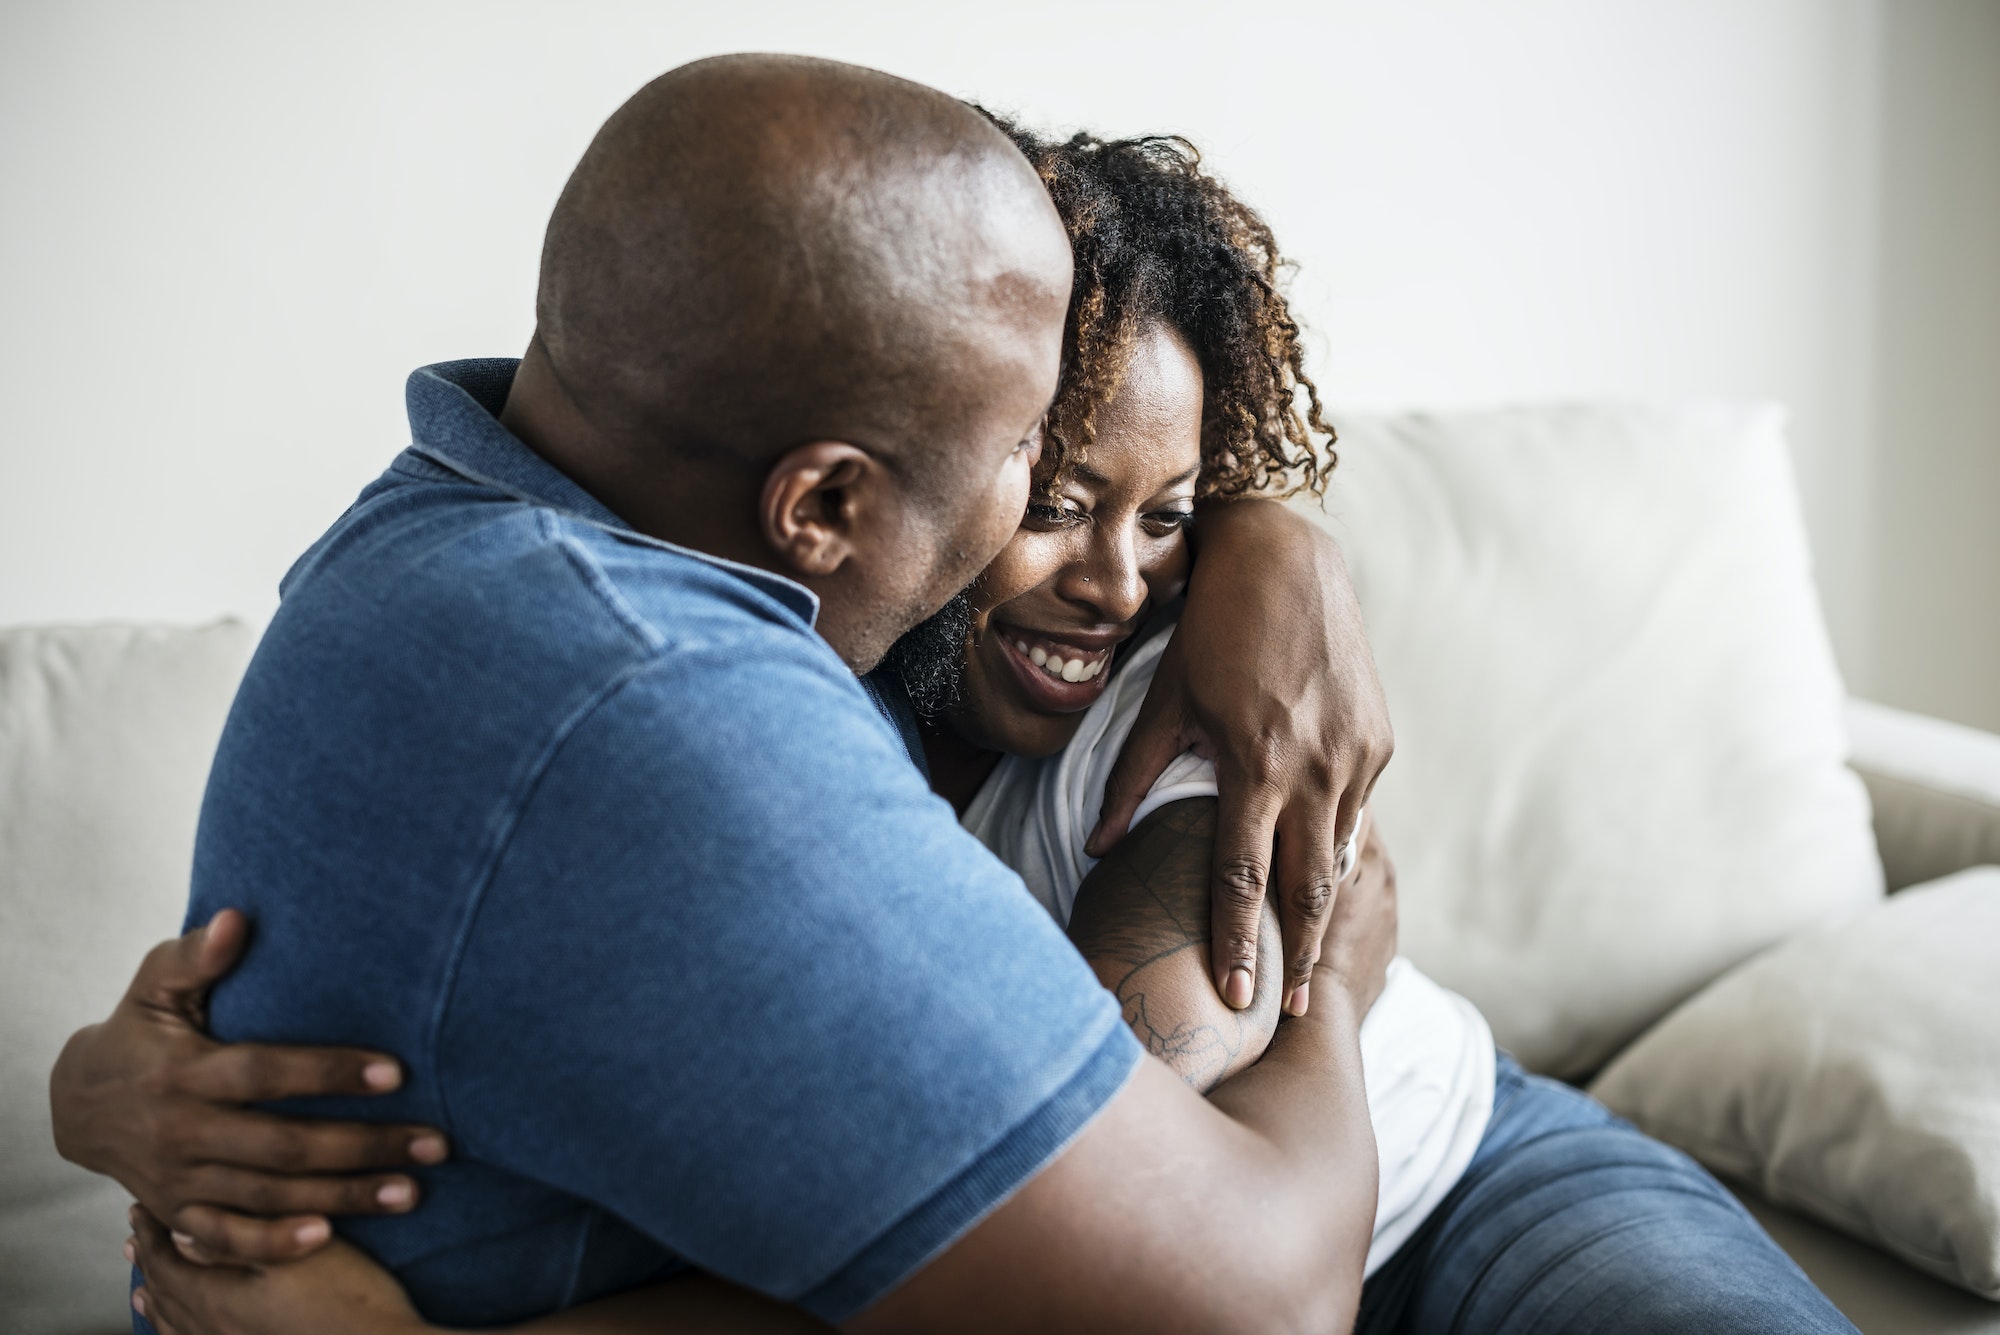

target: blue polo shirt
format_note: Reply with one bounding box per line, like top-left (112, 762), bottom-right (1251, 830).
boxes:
top-left (176, 360), bottom-right (1139, 1327)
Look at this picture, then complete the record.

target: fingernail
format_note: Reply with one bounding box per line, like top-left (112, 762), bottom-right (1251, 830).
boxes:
top-left (1224, 967), bottom-right (1254, 1009)
top-left (362, 1060), bottom-right (401, 1091)
top-left (408, 1133), bottom-right (447, 1164)
top-left (1287, 981), bottom-right (1311, 1016)
top-left (171, 1230), bottom-right (195, 1250)
top-left (296, 1219), bottom-right (330, 1246)
top-left (123, 1238), bottom-right (136, 1264)
top-left (377, 1180), bottom-right (415, 1208)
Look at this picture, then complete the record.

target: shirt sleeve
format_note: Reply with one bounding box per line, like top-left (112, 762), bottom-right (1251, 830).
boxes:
top-left (432, 634), bottom-right (1140, 1321)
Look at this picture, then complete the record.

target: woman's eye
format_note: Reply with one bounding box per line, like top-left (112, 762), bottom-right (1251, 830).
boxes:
top-left (1025, 502), bottom-right (1082, 527)
top-left (1145, 509), bottom-right (1195, 534)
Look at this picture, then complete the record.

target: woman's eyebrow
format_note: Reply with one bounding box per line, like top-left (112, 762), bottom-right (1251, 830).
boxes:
top-left (1068, 461), bottom-right (1199, 490)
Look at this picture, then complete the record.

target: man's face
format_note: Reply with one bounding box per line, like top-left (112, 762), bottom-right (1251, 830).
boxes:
top-left (829, 206), bottom-right (1071, 673)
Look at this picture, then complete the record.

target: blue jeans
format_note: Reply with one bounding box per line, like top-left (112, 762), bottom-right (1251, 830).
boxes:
top-left (1357, 1054), bottom-right (1859, 1334)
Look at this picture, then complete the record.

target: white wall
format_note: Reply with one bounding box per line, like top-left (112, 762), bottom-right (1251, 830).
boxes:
top-left (1870, 0), bottom-right (2000, 732)
top-left (0, 0), bottom-right (1985, 723)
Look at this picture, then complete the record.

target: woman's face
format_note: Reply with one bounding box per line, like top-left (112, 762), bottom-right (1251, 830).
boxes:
top-left (945, 321), bottom-right (1203, 758)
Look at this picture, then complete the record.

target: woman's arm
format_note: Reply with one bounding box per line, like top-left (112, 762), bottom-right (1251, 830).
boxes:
top-left (128, 1209), bottom-right (830, 1335)
top-left (1069, 799), bottom-right (1381, 1091)
top-left (1092, 499), bottom-right (1393, 1017)
top-left (50, 911), bottom-right (443, 1263)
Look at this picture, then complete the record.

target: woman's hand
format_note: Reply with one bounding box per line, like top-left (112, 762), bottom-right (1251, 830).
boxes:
top-left (1321, 812), bottom-right (1397, 1017)
top-left (131, 1204), bottom-right (837, 1335)
top-left (49, 910), bottom-right (448, 1263)
top-left (129, 1205), bottom-right (427, 1335)
top-left (1090, 498), bottom-right (1393, 1019)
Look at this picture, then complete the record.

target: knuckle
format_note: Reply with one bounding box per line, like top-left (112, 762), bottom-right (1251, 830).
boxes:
top-left (232, 1170), bottom-right (291, 1215)
top-left (1241, 743), bottom-right (1287, 790)
top-left (262, 1130), bottom-right (312, 1173)
top-left (141, 938), bottom-right (181, 977)
top-left (1289, 876), bottom-right (1337, 921)
top-left (1215, 859), bottom-right (1268, 908)
top-left (236, 1046), bottom-right (281, 1090)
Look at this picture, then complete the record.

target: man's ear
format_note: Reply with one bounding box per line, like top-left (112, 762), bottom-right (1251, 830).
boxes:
top-left (758, 441), bottom-right (880, 578)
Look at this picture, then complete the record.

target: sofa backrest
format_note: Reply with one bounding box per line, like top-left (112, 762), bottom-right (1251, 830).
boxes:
top-left (1304, 403), bottom-right (1883, 1076)
top-left (0, 622), bottom-right (254, 1335)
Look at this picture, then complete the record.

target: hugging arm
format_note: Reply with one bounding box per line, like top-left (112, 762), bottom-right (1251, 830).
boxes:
top-left (49, 911), bottom-right (448, 1262)
top-left (1094, 499), bottom-right (1394, 1018)
top-left (1069, 798), bottom-right (1382, 1092)
top-left (1067, 798), bottom-right (1284, 1091)
top-left (126, 1212), bottom-right (831, 1335)
top-left (126, 800), bottom-right (1379, 1335)
top-left (850, 813), bottom-right (1394, 1334)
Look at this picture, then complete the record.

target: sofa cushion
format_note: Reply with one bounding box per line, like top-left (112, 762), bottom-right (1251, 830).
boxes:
top-left (0, 622), bottom-right (254, 1335)
top-left (1734, 1188), bottom-right (2000, 1335)
top-left (1302, 404), bottom-right (1882, 1076)
top-left (1593, 866), bottom-right (2000, 1301)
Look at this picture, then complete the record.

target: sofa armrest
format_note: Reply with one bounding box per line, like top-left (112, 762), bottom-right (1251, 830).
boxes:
top-left (1845, 698), bottom-right (2000, 892)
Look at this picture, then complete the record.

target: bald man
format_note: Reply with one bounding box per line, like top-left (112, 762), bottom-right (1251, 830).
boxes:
top-left (58, 56), bottom-right (1397, 1334)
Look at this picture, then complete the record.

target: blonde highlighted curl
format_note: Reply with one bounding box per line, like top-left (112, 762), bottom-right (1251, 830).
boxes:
top-left (986, 118), bottom-right (1336, 501)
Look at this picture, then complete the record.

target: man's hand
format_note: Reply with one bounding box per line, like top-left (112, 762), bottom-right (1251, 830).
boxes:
top-left (1089, 498), bottom-right (1392, 1018)
top-left (49, 910), bottom-right (448, 1263)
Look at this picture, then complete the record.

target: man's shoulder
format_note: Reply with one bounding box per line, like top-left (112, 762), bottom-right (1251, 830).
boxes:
top-left (283, 450), bottom-right (815, 657)
top-left (201, 449), bottom-right (872, 909)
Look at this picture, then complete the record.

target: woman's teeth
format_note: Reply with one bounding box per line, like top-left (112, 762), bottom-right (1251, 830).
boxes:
top-left (1015, 639), bottom-right (1104, 683)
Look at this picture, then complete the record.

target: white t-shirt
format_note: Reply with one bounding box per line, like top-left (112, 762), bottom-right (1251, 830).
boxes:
top-left (961, 628), bottom-right (1495, 1273)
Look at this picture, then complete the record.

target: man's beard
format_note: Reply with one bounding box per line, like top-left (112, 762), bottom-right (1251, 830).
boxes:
top-left (881, 587), bottom-right (976, 717)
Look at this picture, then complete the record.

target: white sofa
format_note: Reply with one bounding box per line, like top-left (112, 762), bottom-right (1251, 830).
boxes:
top-left (4, 404), bottom-right (1998, 1334)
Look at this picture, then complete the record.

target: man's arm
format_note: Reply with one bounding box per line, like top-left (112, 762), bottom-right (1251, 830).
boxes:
top-left (850, 803), bottom-right (1395, 1335)
top-left (1066, 799), bottom-right (1284, 1091)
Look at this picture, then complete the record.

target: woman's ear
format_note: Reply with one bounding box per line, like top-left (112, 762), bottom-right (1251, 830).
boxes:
top-left (758, 441), bottom-right (878, 577)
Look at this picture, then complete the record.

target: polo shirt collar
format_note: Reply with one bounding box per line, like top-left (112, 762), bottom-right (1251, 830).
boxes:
top-left (403, 359), bottom-right (819, 625)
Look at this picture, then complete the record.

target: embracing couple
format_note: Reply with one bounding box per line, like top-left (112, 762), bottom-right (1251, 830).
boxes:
top-left (49, 55), bottom-right (1856, 1335)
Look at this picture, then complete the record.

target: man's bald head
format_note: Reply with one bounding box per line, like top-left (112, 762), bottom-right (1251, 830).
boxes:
top-left (533, 54), bottom-right (1071, 476)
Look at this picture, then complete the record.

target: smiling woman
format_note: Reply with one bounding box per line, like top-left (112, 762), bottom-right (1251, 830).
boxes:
top-left (906, 123), bottom-right (1339, 803)
top-left (955, 323), bottom-right (1203, 754)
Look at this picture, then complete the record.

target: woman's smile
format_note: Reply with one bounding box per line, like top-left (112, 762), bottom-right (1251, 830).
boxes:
top-left (990, 621), bottom-right (1126, 711)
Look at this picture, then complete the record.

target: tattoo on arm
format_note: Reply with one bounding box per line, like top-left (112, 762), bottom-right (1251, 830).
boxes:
top-left (1067, 799), bottom-right (1283, 1093)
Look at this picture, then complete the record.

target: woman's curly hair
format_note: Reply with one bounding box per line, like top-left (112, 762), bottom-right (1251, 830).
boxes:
top-left (988, 116), bottom-right (1336, 500)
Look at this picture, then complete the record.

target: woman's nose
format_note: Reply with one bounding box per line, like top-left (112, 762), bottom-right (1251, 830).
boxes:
top-left (1067, 529), bottom-right (1147, 622)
